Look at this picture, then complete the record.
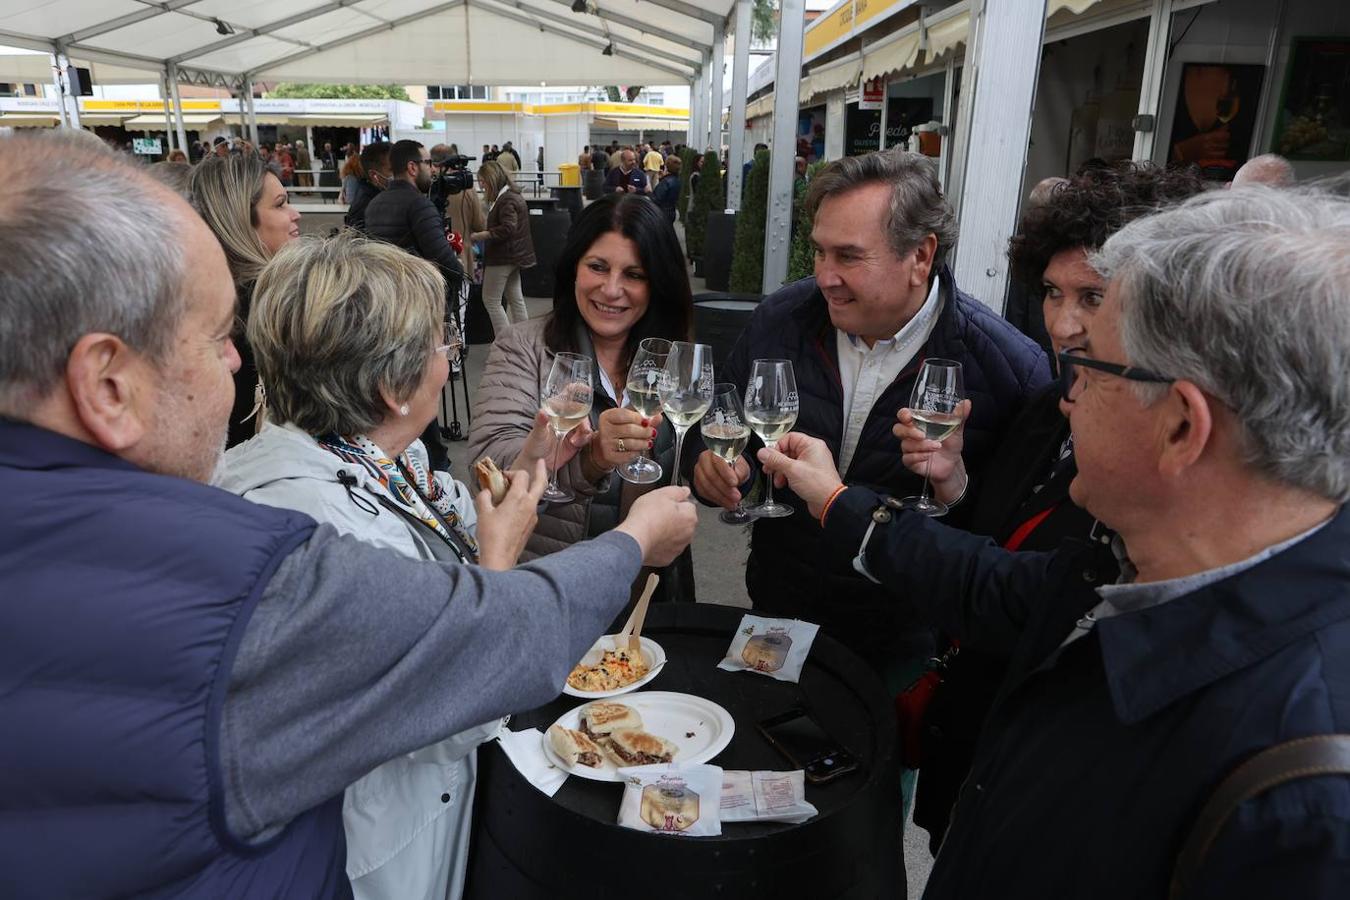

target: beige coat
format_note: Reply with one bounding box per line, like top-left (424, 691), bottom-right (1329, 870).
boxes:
top-left (446, 189), bottom-right (486, 276)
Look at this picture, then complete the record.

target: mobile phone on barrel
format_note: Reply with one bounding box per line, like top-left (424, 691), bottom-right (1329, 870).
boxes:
top-left (757, 707), bottom-right (860, 785)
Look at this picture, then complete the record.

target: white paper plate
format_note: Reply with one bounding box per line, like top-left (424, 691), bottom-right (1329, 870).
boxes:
top-left (541, 691), bottom-right (735, 783)
top-left (561, 635), bottom-right (667, 699)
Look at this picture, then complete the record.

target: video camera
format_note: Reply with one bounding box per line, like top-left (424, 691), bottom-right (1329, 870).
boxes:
top-left (431, 153), bottom-right (477, 198)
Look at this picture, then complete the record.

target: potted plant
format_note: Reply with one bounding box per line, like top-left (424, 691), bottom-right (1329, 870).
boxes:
top-left (685, 149), bottom-right (723, 268)
top-left (787, 161), bottom-right (826, 282)
top-left (729, 148), bottom-right (771, 293)
top-left (677, 146), bottom-right (696, 223)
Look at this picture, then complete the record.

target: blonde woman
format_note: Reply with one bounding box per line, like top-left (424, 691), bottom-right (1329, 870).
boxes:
top-left (189, 153), bottom-right (301, 447)
top-left (470, 159), bottom-right (535, 337)
top-left (217, 233), bottom-right (583, 900)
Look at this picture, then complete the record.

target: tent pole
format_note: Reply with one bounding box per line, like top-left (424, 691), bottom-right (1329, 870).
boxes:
top-left (160, 70), bottom-right (175, 152)
top-left (948, 0), bottom-right (1048, 311)
top-left (168, 64), bottom-right (189, 157)
top-left (726, 0), bottom-right (751, 211)
top-left (54, 49), bottom-right (81, 129)
top-left (244, 76), bottom-right (259, 145)
top-left (48, 52), bottom-right (68, 128)
top-left (709, 21), bottom-right (725, 155)
top-left (762, 0), bottom-right (806, 291)
top-left (938, 54), bottom-right (956, 189)
top-left (1130, 0), bottom-right (1174, 162)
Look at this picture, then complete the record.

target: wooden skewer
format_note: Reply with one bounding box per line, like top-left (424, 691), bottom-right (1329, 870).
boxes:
top-left (626, 573), bottom-right (659, 654)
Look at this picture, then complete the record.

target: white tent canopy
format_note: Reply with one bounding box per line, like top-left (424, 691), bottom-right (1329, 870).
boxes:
top-left (0, 0), bottom-right (737, 88)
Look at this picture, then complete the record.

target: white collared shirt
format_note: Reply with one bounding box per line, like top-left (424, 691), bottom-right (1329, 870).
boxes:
top-left (835, 278), bottom-right (943, 474)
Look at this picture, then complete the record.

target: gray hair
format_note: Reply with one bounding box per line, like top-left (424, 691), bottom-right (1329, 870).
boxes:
top-left (248, 233), bottom-right (446, 436)
top-left (1093, 183), bottom-right (1350, 502)
top-left (0, 131), bottom-right (187, 413)
top-left (805, 148), bottom-right (958, 267)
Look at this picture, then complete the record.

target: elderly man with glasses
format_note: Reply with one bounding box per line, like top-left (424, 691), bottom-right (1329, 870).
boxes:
top-left (759, 184), bottom-right (1350, 899)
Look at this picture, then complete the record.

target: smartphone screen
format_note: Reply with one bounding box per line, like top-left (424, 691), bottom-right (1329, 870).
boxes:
top-left (759, 708), bottom-right (859, 783)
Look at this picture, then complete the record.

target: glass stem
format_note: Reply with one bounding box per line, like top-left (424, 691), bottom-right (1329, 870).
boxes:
top-left (549, 428), bottom-right (564, 493)
top-left (763, 439), bottom-right (776, 507)
top-left (920, 453), bottom-right (933, 507)
top-left (730, 459), bottom-right (746, 515)
top-left (671, 426), bottom-right (687, 488)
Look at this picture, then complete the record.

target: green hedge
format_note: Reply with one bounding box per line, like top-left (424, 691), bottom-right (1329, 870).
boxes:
top-left (787, 162), bottom-right (827, 282)
top-left (684, 150), bottom-right (723, 261)
top-left (729, 149), bottom-right (771, 293)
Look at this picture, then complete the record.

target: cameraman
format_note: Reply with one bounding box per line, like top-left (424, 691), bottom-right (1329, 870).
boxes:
top-left (365, 140), bottom-right (465, 298)
top-left (343, 141), bottom-right (391, 234)
top-left (430, 144), bottom-right (485, 279)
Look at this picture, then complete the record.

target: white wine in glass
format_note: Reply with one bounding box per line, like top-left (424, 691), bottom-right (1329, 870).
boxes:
top-left (659, 341), bottom-right (715, 490)
top-left (706, 383), bottom-right (754, 525)
top-left (540, 351), bottom-right (594, 504)
top-left (900, 358), bottom-right (964, 516)
top-left (744, 359), bottom-right (799, 519)
top-left (618, 337), bottom-right (671, 485)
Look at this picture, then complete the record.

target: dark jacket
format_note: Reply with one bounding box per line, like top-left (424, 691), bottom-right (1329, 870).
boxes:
top-left (364, 180), bottom-right (464, 295)
top-left (687, 269), bottom-right (1050, 671)
top-left (0, 419), bottom-right (348, 898)
top-left (823, 487), bottom-right (1350, 899)
top-left (605, 165), bottom-right (648, 195)
top-left (652, 173), bottom-right (680, 222)
top-left (482, 188), bottom-right (536, 268)
top-left (913, 382), bottom-right (1118, 849)
top-left (227, 282), bottom-right (258, 449)
top-left (343, 177), bottom-right (381, 233)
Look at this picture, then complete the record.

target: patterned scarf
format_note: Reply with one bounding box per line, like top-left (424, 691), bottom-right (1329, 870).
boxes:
top-left (316, 433), bottom-right (479, 560)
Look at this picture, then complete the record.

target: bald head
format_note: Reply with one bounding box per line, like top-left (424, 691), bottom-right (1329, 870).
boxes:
top-left (1232, 154), bottom-right (1295, 188)
top-left (1028, 176), bottom-right (1069, 208)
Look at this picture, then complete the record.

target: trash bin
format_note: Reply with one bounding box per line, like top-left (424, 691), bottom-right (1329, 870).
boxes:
top-left (558, 163), bottom-right (580, 187)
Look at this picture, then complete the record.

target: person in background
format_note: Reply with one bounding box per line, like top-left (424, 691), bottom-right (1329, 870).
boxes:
top-left (189, 153), bottom-right (301, 448)
top-left (364, 140), bottom-right (464, 297)
top-left (276, 141), bottom-right (295, 186)
top-left (431, 143), bottom-right (486, 280)
top-left (606, 149), bottom-right (648, 195)
top-left (219, 234), bottom-right (575, 899)
top-left (489, 144), bottom-right (500, 161)
top-left (319, 141), bottom-right (337, 188)
top-left (652, 154), bottom-right (682, 224)
top-left (579, 145), bottom-right (592, 171)
top-left (470, 160), bottom-right (535, 337)
top-left (497, 141), bottom-right (520, 174)
top-left (759, 182), bottom-right (1350, 899)
top-left (481, 143), bottom-right (492, 161)
top-left (1003, 176), bottom-right (1071, 359)
top-left (167, 148), bottom-right (187, 164)
top-left (0, 128), bottom-right (697, 899)
top-left (213, 136), bottom-right (229, 158)
top-left (1232, 152), bottom-right (1295, 187)
top-left (147, 160), bottom-right (193, 199)
top-left (343, 142), bottom-right (391, 234)
top-left (907, 162), bottom-right (1205, 854)
top-left (295, 138), bottom-right (313, 190)
top-left (339, 148), bottom-right (364, 205)
top-left (642, 142), bottom-right (664, 192)
top-left (469, 194), bottom-right (696, 601)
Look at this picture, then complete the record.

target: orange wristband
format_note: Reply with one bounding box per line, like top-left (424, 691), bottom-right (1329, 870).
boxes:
top-left (819, 484), bottom-right (848, 527)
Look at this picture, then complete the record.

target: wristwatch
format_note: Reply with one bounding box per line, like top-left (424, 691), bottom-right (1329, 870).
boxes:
top-left (852, 495), bottom-right (905, 583)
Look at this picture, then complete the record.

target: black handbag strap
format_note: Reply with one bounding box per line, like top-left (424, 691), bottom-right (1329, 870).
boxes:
top-left (1170, 734), bottom-right (1350, 898)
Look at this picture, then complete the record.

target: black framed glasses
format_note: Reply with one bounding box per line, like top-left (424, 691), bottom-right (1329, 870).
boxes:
top-left (1057, 351), bottom-right (1171, 403)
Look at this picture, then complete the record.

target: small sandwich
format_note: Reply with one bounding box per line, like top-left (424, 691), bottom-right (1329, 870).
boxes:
top-left (580, 702), bottom-right (643, 741)
top-left (473, 456), bottom-right (509, 504)
top-left (547, 724), bottom-right (604, 768)
top-left (605, 729), bottom-right (678, 767)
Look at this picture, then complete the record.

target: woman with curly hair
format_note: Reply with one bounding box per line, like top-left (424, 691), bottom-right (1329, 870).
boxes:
top-left (901, 162), bottom-right (1205, 853)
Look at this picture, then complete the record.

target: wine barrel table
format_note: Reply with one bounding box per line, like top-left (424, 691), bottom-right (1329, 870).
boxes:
top-left (465, 603), bottom-right (903, 899)
top-left (693, 293), bottom-right (762, 377)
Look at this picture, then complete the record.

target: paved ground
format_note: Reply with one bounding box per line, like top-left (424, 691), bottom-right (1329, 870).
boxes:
top-left (445, 241), bottom-right (936, 896)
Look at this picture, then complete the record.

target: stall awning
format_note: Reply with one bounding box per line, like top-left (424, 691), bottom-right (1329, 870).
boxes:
top-left (801, 54), bottom-right (863, 104)
top-left (123, 113), bottom-right (223, 130)
top-left (251, 113), bottom-right (389, 128)
top-left (861, 30), bottom-right (922, 83)
top-left (593, 117), bottom-right (688, 133)
top-left (0, 112), bottom-right (130, 126)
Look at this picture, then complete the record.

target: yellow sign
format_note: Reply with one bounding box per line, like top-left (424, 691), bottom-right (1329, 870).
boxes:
top-left (804, 1), bottom-right (855, 59)
top-left (434, 101), bottom-right (689, 119)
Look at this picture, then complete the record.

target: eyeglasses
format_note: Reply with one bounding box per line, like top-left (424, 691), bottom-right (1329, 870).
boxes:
top-left (1057, 350), bottom-right (1171, 403)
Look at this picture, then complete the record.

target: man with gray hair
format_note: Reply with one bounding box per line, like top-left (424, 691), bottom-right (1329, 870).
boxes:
top-left (688, 148), bottom-right (1050, 681)
top-left (0, 130), bottom-right (697, 896)
top-left (758, 182), bottom-right (1350, 897)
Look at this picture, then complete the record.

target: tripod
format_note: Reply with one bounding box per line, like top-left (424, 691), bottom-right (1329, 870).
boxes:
top-left (441, 279), bottom-right (472, 442)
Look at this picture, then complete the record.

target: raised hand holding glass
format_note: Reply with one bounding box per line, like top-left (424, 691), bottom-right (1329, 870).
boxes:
top-left (745, 359), bottom-right (799, 519)
top-left (900, 358), bottom-right (964, 516)
top-left (540, 351), bottom-right (594, 504)
top-left (617, 337), bottom-right (671, 485)
top-left (658, 341), bottom-right (714, 489)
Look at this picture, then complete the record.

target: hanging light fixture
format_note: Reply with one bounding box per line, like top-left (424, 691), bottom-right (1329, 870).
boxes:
top-left (601, 42), bottom-right (614, 56)
top-left (213, 18), bottom-right (235, 36)
top-left (570, 0), bottom-right (587, 12)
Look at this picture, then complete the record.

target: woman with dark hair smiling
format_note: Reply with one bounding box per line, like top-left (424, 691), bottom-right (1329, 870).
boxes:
top-left (469, 193), bottom-right (695, 599)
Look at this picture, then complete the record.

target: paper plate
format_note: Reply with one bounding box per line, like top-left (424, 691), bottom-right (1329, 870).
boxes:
top-left (542, 691), bottom-right (735, 783)
top-left (561, 635), bottom-right (666, 699)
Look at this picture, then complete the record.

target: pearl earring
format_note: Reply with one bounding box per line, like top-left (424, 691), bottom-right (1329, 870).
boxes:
top-left (399, 404), bottom-right (409, 416)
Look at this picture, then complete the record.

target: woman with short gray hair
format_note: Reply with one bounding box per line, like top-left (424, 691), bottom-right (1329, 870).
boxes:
top-left (216, 233), bottom-right (573, 900)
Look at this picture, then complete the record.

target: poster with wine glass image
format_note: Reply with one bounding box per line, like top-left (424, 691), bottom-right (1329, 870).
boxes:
top-left (1167, 62), bottom-right (1265, 181)
top-left (1271, 37), bottom-right (1350, 162)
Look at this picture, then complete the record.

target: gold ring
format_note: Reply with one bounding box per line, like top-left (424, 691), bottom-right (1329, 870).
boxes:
top-left (617, 438), bottom-right (627, 453)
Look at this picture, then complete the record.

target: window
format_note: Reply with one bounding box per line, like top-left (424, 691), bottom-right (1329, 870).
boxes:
top-left (428, 85), bottom-right (489, 100)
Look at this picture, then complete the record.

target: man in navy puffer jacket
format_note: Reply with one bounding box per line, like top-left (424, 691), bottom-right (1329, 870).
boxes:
top-left (690, 150), bottom-right (1050, 680)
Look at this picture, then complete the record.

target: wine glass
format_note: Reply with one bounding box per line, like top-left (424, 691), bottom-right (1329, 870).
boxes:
top-left (658, 341), bottom-right (715, 489)
top-left (744, 359), bottom-right (798, 519)
top-left (704, 383), bottom-right (754, 525)
top-left (617, 337), bottom-right (671, 485)
top-left (540, 351), bottom-right (594, 504)
top-left (899, 358), bottom-right (965, 517)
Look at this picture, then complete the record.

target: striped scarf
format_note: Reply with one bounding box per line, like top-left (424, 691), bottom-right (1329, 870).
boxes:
top-left (316, 433), bottom-right (479, 559)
